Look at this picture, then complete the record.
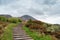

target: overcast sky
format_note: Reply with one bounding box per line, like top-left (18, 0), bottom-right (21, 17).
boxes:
top-left (0, 0), bottom-right (60, 24)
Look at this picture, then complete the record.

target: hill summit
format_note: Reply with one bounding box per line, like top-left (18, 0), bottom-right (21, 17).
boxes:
top-left (20, 15), bottom-right (36, 21)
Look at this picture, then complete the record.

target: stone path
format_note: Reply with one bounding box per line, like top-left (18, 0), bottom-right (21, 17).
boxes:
top-left (13, 23), bottom-right (34, 40)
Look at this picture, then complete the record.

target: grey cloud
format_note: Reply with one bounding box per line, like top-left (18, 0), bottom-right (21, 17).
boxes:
top-left (29, 8), bottom-right (44, 15)
top-left (34, 0), bottom-right (57, 5)
top-left (43, 0), bottom-right (57, 5)
top-left (0, 0), bottom-right (16, 5)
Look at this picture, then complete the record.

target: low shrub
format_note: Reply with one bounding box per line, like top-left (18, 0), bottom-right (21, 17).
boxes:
top-left (7, 18), bottom-right (22, 23)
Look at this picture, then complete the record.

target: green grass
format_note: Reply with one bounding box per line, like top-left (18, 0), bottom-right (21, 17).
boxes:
top-left (23, 26), bottom-right (52, 40)
top-left (1, 23), bottom-right (18, 40)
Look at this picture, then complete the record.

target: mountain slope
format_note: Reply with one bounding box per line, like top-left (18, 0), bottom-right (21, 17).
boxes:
top-left (20, 15), bottom-right (36, 21)
top-left (0, 14), bottom-right (12, 18)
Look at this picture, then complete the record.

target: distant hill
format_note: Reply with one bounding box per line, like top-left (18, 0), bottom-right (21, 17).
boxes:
top-left (20, 15), bottom-right (36, 21)
top-left (0, 14), bottom-right (12, 18)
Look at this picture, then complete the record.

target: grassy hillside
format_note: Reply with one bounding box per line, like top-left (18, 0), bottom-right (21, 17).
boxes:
top-left (0, 16), bottom-right (60, 40)
top-left (24, 19), bottom-right (60, 40)
top-left (0, 16), bottom-right (22, 40)
top-left (1, 23), bottom-right (18, 40)
top-left (23, 26), bottom-right (52, 40)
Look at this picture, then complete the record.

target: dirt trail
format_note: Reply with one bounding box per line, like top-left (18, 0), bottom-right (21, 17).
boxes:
top-left (13, 23), bottom-right (34, 40)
